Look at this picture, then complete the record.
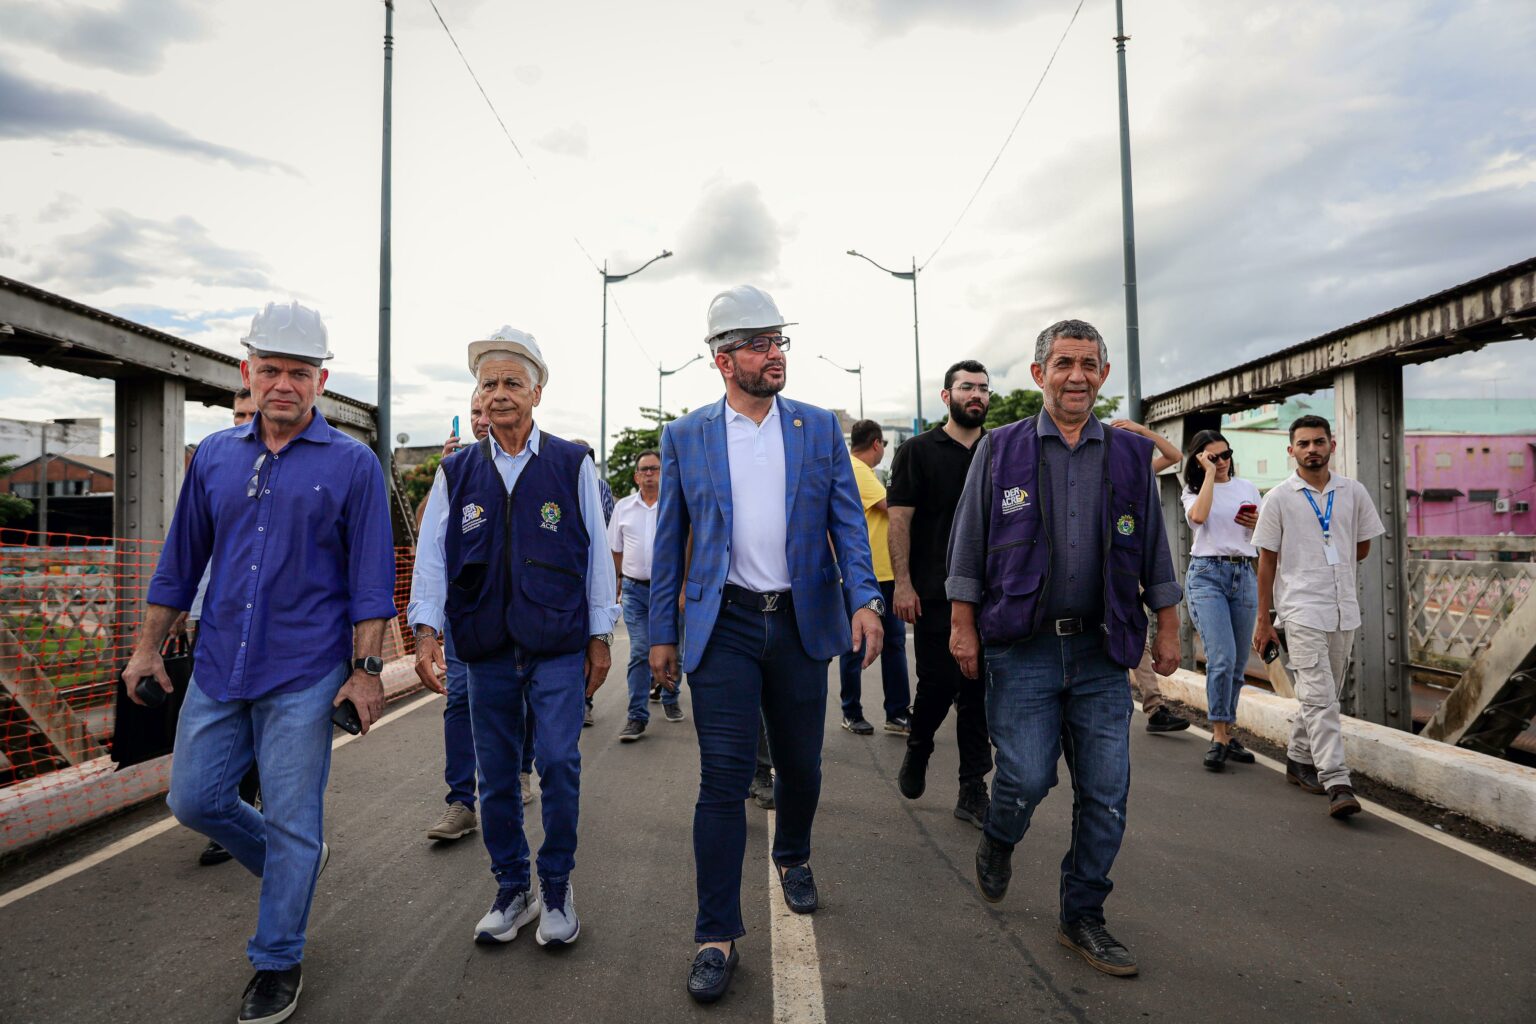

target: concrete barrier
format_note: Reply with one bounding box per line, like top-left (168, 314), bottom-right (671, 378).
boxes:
top-left (1160, 668), bottom-right (1536, 843)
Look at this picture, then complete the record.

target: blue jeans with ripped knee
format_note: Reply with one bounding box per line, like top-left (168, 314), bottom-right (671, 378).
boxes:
top-left (983, 631), bottom-right (1132, 926)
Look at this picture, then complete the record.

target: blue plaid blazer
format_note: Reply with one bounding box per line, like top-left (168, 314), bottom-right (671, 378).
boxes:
top-left (649, 395), bottom-right (881, 674)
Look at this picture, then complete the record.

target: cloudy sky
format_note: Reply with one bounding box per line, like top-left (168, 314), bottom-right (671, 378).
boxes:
top-left (2, 0), bottom-right (1533, 454)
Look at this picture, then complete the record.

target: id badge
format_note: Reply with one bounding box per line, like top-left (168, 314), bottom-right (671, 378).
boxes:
top-left (1323, 543), bottom-right (1341, 566)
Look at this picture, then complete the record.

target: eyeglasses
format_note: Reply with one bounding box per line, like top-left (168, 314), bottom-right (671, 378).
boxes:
top-left (720, 334), bottom-right (791, 355)
top-left (1210, 450), bottom-right (1234, 462)
top-left (950, 383), bottom-right (991, 395)
top-left (635, 466), bottom-right (660, 474)
top-left (247, 451), bottom-right (268, 498)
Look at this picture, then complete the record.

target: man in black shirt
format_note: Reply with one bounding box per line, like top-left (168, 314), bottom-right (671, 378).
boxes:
top-left (888, 360), bottom-right (993, 827)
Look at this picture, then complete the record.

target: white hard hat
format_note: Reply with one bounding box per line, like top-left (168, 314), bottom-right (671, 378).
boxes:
top-left (467, 325), bottom-right (548, 387)
top-left (241, 301), bottom-right (333, 364)
top-left (704, 284), bottom-right (795, 348)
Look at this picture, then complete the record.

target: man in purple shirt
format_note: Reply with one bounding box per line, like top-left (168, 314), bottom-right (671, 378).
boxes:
top-left (123, 301), bottom-right (397, 1024)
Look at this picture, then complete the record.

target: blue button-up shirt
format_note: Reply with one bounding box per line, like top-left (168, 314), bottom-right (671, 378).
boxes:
top-left (147, 409), bottom-right (398, 700)
top-left (407, 423), bottom-right (620, 637)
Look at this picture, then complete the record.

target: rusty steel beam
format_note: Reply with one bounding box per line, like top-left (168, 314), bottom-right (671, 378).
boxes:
top-left (1144, 258), bottom-right (1536, 424)
top-left (1422, 584), bottom-right (1536, 753)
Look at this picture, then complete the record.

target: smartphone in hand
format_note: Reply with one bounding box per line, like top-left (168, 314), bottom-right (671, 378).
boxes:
top-left (331, 699), bottom-right (362, 735)
top-left (1235, 502), bottom-right (1258, 524)
top-left (452, 415), bottom-right (460, 438)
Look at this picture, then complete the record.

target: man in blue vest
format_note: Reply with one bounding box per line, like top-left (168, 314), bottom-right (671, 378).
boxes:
top-left (649, 285), bottom-right (883, 1004)
top-left (946, 319), bottom-right (1180, 978)
top-left (410, 327), bottom-right (619, 949)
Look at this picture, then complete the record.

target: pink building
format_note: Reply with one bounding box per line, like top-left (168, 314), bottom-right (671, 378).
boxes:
top-left (1407, 434), bottom-right (1536, 537)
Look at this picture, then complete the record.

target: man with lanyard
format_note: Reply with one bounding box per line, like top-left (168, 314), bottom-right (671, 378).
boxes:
top-left (609, 448), bottom-right (683, 740)
top-left (947, 319), bottom-right (1181, 978)
top-left (649, 285), bottom-right (882, 1004)
top-left (124, 301), bottom-right (397, 1024)
top-left (1252, 414), bottom-right (1383, 819)
top-left (411, 326), bottom-right (618, 949)
top-left (888, 359), bottom-right (994, 829)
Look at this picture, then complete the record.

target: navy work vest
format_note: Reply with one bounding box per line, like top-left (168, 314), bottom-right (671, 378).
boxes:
top-left (441, 432), bottom-right (590, 660)
top-left (978, 417), bottom-right (1153, 668)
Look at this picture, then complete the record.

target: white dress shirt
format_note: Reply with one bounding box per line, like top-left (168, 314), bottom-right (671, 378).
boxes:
top-left (407, 423), bottom-right (620, 636)
top-left (724, 399), bottom-right (791, 592)
top-left (1251, 470), bottom-right (1386, 632)
top-left (607, 490), bottom-right (659, 581)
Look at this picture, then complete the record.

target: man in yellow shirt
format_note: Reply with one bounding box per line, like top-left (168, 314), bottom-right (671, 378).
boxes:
top-left (839, 420), bottom-right (912, 735)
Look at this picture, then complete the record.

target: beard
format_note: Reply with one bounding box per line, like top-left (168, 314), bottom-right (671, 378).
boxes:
top-left (948, 396), bottom-right (987, 429)
top-left (735, 359), bottom-right (787, 398)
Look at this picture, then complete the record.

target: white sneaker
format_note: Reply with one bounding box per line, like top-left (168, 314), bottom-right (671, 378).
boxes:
top-left (520, 772), bottom-right (535, 806)
top-left (474, 885), bottom-right (540, 944)
top-left (536, 879), bottom-right (580, 947)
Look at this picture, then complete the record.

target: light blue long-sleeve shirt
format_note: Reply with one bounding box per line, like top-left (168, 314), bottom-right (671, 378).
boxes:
top-left (407, 423), bottom-right (620, 637)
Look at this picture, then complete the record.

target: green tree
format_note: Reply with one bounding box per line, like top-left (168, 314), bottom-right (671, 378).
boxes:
top-left (0, 454), bottom-right (34, 527)
top-left (400, 452), bottom-right (442, 518)
top-left (607, 407), bottom-right (678, 499)
top-left (925, 390), bottom-right (1121, 431)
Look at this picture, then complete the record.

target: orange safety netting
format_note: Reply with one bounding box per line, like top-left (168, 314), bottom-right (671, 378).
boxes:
top-left (0, 529), bottom-right (420, 854)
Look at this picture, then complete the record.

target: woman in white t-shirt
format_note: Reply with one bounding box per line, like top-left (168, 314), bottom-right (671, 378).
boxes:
top-left (1181, 430), bottom-right (1262, 772)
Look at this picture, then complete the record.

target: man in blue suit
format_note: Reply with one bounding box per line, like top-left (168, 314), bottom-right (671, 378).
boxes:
top-left (650, 285), bottom-right (884, 1004)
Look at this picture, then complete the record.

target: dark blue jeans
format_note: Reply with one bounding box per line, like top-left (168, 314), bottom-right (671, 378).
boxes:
top-left (688, 596), bottom-right (828, 943)
top-left (983, 632), bottom-right (1132, 926)
top-left (836, 579), bottom-right (910, 722)
top-left (465, 645), bottom-right (584, 892)
top-left (442, 624), bottom-right (478, 810)
top-left (622, 579), bottom-right (677, 721)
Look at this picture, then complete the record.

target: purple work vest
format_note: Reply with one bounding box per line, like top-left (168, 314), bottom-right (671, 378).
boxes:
top-left (978, 417), bottom-right (1153, 668)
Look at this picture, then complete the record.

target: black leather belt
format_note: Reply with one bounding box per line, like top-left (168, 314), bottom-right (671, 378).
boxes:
top-left (623, 575), bottom-right (651, 585)
top-left (1052, 616), bottom-right (1101, 637)
top-left (724, 583), bottom-right (792, 613)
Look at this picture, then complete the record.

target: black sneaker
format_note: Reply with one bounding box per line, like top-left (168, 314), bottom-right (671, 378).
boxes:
top-left (954, 781), bottom-right (989, 829)
top-left (883, 715), bottom-right (911, 735)
top-left (239, 965), bottom-right (302, 1023)
top-left (1058, 919), bottom-right (1139, 977)
top-left (975, 833), bottom-right (1013, 903)
top-left (898, 749), bottom-right (928, 800)
top-left (663, 703), bottom-right (685, 723)
top-left (199, 839), bottom-right (233, 867)
top-left (1285, 757), bottom-right (1325, 794)
top-left (619, 719), bottom-right (645, 743)
top-left (1225, 737), bottom-right (1255, 764)
top-left (1145, 707), bottom-right (1190, 732)
top-left (749, 773), bottom-right (775, 809)
top-left (841, 716), bottom-right (874, 736)
top-left (1203, 741), bottom-right (1228, 772)
top-left (649, 684), bottom-right (663, 703)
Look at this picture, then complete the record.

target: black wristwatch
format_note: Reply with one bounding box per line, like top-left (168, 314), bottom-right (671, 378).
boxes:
top-left (353, 656), bottom-right (384, 676)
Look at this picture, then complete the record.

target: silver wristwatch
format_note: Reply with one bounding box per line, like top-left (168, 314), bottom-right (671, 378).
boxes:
top-left (591, 632), bottom-right (614, 647)
top-left (860, 597), bottom-right (886, 617)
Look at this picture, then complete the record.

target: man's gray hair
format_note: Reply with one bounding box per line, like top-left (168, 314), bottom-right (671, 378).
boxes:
top-left (1033, 319), bottom-right (1108, 367)
top-left (474, 350), bottom-right (540, 385)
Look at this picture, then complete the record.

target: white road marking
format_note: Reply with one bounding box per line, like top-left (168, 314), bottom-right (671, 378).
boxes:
top-left (766, 810), bottom-right (828, 1024)
top-left (0, 691), bottom-right (443, 911)
top-left (1170, 711), bottom-right (1536, 888)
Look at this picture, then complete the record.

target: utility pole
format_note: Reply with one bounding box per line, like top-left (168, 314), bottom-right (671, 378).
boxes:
top-left (375, 0), bottom-right (394, 470)
top-left (599, 250), bottom-right (672, 475)
top-left (846, 249), bottom-right (921, 431)
top-left (1115, 0), bottom-right (1144, 423)
top-left (36, 422), bottom-right (48, 540)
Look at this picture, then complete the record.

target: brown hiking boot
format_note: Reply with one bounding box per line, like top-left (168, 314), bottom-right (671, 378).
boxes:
top-left (1327, 785), bottom-right (1361, 818)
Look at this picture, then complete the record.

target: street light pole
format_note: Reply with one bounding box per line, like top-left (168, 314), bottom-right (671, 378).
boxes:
top-left (847, 249), bottom-right (921, 432)
top-left (658, 353), bottom-right (703, 427)
top-left (375, 0), bottom-right (394, 471)
top-left (600, 249), bottom-right (673, 475)
top-left (37, 421), bottom-right (48, 540)
top-left (1115, 0), bottom-right (1144, 423)
top-left (817, 354), bottom-right (864, 421)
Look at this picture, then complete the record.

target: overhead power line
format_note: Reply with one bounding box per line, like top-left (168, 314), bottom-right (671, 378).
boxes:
top-left (921, 0), bottom-right (1087, 271)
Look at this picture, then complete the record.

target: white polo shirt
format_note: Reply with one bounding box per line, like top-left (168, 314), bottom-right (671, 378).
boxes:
top-left (1251, 470), bottom-right (1385, 632)
top-left (607, 490), bottom-right (659, 581)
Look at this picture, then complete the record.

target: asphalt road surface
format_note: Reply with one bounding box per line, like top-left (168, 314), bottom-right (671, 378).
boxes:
top-left (3, 631), bottom-right (1534, 1024)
